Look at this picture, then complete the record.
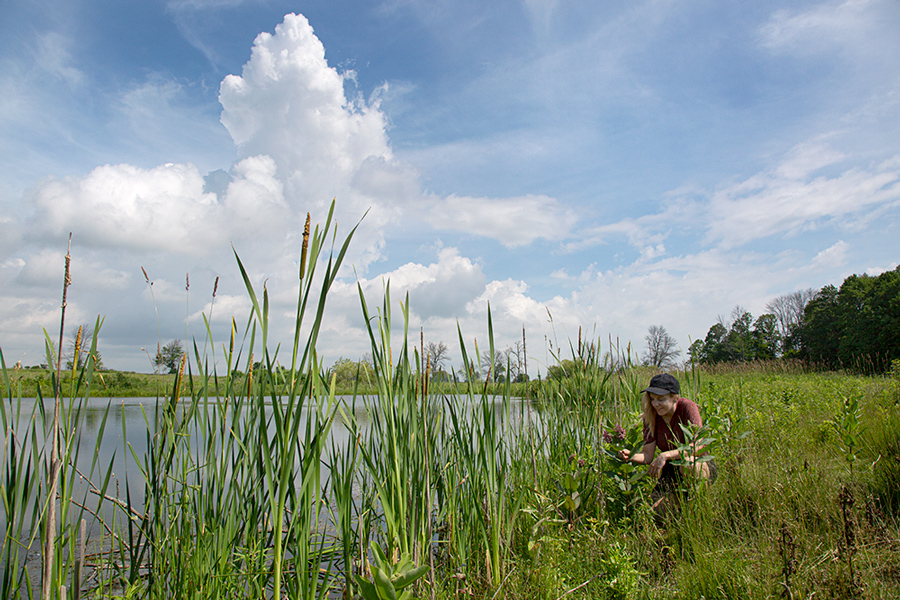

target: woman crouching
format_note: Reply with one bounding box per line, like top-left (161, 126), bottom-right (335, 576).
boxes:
top-left (617, 373), bottom-right (716, 516)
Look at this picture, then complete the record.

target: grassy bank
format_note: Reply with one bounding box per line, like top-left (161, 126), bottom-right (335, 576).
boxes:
top-left (2, 367), bottom-right (535, 400)
top-left (3, 367), bottom-right (177, 399)
top-left (2, 208), bottom-right (898, 599)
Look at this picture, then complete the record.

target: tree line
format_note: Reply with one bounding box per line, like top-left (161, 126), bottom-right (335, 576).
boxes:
top-left (689, 265), bottom-right (900, 372)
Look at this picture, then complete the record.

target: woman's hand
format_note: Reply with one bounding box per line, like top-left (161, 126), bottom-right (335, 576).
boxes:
top-left (617, 449), bottom-right (631, 462)
top-left (648, 454), bottom-right (668, 478)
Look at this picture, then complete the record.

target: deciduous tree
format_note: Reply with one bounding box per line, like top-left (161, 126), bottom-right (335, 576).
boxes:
top-left (155, 340), bottom-right (184, 375)
top-left (642, 325), bottom-right (680, 369)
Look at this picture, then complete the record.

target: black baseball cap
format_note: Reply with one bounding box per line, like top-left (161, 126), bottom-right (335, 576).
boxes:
top-left (642, 373), bottom-right (680, 396)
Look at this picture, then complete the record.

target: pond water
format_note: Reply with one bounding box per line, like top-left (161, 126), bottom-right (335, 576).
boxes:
top-left (2, 394), bottom-right (535, 528)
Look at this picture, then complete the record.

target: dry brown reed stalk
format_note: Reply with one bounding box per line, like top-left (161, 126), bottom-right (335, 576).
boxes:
top-left (43, 233), bottom-right (72, 600)
top-left (73, 519), bottom-right (85, 600)
top-left (777, 521), bottom-right (798, 599)
top-left (185, 273), bottom-right (190, 358)
top-left (522, 326), bottom-right (528, 400)
top-left (420, 329), bottom-right (436, 599)
top-left (838, 485), bottom-right (861, 596)
top-left (141, 266), bottom-right (163, 370)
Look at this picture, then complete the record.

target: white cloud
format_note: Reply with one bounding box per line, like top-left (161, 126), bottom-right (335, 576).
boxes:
top-left (218, 14), bottom-right (397, 224)
top-left (810, 240), bottom-right (849, 269)
top-left (706, 146), bottom-right (900, 248)
top-left (424, 194), bottom-right (577, 247)
top-left (355, 247), bottom-right (485, 320)
top-left (13, 250), bottom-right (130, 290)
top-left (190, 293), bottom-right (252, 325)
top-left (28, 156), bottom-right (289, 255)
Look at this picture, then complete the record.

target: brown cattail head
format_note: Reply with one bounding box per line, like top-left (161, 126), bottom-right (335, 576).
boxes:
top-left (186, 273), bottom-right (190, 291)
top-left (141, 267), bottom-right (150, 284)
top-left (72, 325), bottom-right (83, 374)
top-left (247, 352), bottom-right (254, 397)
top-left (174, 352), bottom-right (187, 404)
top-left (299, 212), bottom-right (311, 280)
top-left (213, 276), bottom-right (219, 299)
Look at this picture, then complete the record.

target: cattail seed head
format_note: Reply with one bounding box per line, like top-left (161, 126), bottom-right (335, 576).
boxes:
top-left (72, 325), bottom-right (83, 374)
top-left (299, 212), bottom-right (311, 280)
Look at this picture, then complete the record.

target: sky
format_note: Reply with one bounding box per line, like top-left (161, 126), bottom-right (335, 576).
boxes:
top-left (1, 0), bottom-right (898, 375)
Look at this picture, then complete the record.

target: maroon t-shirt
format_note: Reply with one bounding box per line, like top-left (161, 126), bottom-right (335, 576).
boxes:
top-left (643, 396), bottom-right (703, 452)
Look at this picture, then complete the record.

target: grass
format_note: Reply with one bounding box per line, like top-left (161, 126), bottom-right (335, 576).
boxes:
top-left (2, 206), bottom-right (899, 599)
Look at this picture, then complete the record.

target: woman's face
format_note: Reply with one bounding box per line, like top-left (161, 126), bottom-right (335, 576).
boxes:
top-left (649, 392), bottom-right (677, 418)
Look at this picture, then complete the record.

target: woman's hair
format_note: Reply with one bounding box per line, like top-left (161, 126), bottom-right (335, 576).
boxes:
top-left (640, 391), bottom-right (656, 438)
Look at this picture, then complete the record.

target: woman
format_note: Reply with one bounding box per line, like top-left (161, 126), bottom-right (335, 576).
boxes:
top-left (618, 373), bottom-right (714, 514)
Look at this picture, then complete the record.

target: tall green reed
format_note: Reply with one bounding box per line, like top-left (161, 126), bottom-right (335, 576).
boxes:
top-left (135, 202), bottom-right (359, 600)
top-left (355, 285), bottom-right (438, 567)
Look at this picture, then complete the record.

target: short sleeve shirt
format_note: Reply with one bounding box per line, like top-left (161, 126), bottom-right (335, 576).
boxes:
top-left (643, 396), bottom-right (703, 452)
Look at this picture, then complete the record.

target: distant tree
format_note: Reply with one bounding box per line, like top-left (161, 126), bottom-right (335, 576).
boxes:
top-left (798, 285), bottom-right (840, 368)
top-left (797, 267), bottom-right (900, 370)
top-left (155, 340), bottom-right (184, 375)
top-left (328, 357), bottom-right (374, 388)
top-left (687, 339), bottom-right (705, 365)
top-left (766, 288), bottom-right (816, 355)
top-left (700, 322), bottom-right (728, 363)
top-left (750, 314), bottom-right (781, 360)
top-left (695, 308), bottom-right (780, 364)
top-left (547, 359), bottom-right (579, 380)
top-left (425, 342), bottom-right (450, 378)
top-left (505, 341), bottom-right (526, 381)
top-left (642, 325), bottom-right (680, 369)
top-left (481, 350), bottom-right (506, 382)
top-left (728, 307), bottom-right (754, 362)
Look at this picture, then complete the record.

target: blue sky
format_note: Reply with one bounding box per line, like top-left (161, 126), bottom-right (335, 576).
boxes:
top-left (1, 0), bottom-right (898, 373)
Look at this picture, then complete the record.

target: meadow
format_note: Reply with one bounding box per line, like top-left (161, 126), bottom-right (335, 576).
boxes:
top-left (2, 209), bottom-right (898, 599)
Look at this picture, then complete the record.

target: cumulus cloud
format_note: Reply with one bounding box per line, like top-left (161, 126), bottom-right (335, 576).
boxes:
top-left (424, 194), bottom-right (577, 247)
top-left (355, 247), bottom-right (486, 320)
top-left (29, 157), bottom-right (288, 255)
top-left (218, 13), bottom-right (400, 241)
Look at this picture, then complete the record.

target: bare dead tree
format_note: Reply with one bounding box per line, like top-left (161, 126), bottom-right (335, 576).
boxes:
top-left (425, 341), bottom-right (450, 378)
top-left (766, 288), bottom-right (816, 340)
top-left (643, 325), bottom-right (681, 369)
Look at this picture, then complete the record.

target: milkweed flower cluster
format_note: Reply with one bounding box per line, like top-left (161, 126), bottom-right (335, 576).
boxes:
top-left (603, 425), bottom-right (627, 444)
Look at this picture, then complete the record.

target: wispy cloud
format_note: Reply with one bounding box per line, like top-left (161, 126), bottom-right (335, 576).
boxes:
top-left (424, 194), bottom-right (577, 247)
top-left (706, 143), bottom-right (900, 248)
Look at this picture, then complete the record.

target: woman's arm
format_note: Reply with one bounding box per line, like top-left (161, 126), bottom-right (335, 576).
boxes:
top-left (619, 441), bottom-right (656, 465)
top-left (647, 448), bottom-right (682, 477)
